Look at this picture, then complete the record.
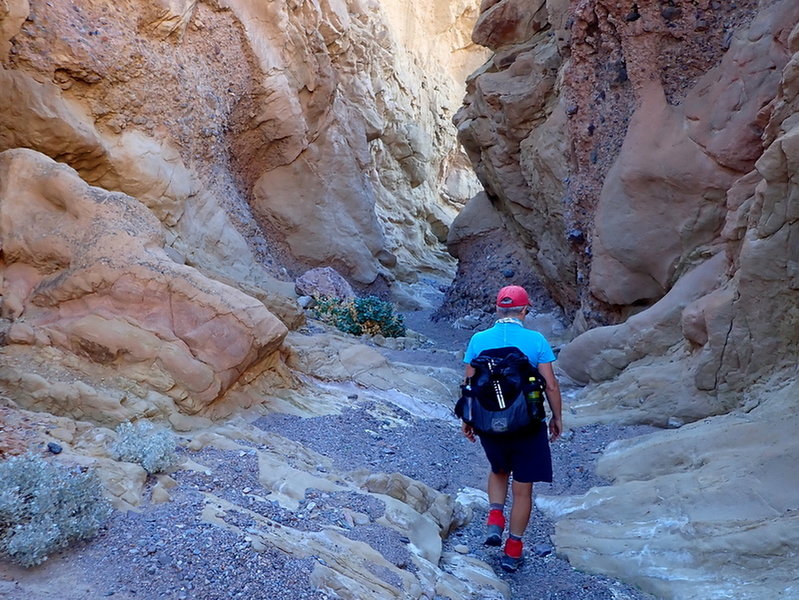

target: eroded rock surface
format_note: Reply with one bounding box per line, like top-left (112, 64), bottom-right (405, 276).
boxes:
top-left (0, 149), bottom-right (288, 416)
top-left (455, 1), bottom-right (799, 598)
top-left (1, 0), bottom-right (487, 291)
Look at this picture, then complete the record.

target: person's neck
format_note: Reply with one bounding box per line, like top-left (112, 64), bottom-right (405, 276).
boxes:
top-left (496, 317), bottom-right (524, 325)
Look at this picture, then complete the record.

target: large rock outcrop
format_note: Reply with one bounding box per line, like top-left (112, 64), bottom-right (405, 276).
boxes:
top-left (450, 0), bottom-right (574, 313)
top-left (455, 0), bottom-right (799, 598)
top-left (0, 148), bottom-right (288, 418)
top-left (0, 0), bottom-right (488, 417)
top-left (539, 378), bottom-right (799, 600)
top-left (1, 0), bottom-right (487, 292)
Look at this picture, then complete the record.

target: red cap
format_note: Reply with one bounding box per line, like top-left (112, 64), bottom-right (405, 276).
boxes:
top-left (496, 285), bottom-right (530, 308)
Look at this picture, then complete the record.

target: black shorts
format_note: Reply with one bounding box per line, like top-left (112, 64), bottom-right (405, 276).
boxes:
top-left (478, 424), bottom-right (552, 483)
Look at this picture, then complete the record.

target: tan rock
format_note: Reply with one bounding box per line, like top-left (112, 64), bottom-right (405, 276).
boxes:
top-left (539, 381), bottom-right (799, 600)
top-left (683, 6), bottom-right (796, 173)
top-left (539, 12), bottom-right (799, 598)
top-left (438, 553), bottom-right (510, 599)
top-left (589, 83), bottom-right (733, 306)
top-left (454, 25), bottom-right (576, 310)
top-left (560, 253), bottom-right (727, 385)
top-left (0, 149), bottom-right (287, 415)
top-left (284, 330), bottom-right (455, 415)
top-left (446, 192), bottom-right (504, 253)
top-left (139, 0), bottom-right (197, 40)
top-left (472, 0), bottom-right (547, 50)
top-left (0, 69), bottom-right (108, 173)
top-left (150, 482), bottom-right (172, 504)
top-left (354, 471), bottom-right (455, 534)
top-left (222, 0), bottom-right (487, 284)
top-left (295, 267), bottom-right (356, 300)
top-left (0, 0), bottom-right (28, 58)
top-left (2, 0), bottom-right (487, 306)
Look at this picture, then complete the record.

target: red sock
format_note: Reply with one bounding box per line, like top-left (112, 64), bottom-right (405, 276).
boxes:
top-left (487, 509), bottom-right (505, 528)
top-left (504, 537), bottom-right (523, 558)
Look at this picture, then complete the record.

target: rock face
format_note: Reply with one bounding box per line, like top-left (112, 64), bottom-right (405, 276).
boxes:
top-left (453, 0), bottom-right (799, 598)
top-left (0, 0), bottom-right (487, 418)
top-left (450, 0), bottom-right (573, 315)
top-left (0, 149), bottom-right (288, 417)
top-left (1, 0), bottom-right (487, 291)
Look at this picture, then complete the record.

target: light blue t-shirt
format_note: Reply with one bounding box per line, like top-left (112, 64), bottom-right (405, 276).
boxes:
top-left (464, 319), bottom-right (556, 366)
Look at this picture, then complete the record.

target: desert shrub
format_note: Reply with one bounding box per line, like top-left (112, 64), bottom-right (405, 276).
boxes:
top-left (313, 295), bottom-right (406, 338)
top-left (0, 453), bottom-right (111, 567)
top-left (110, 421), bottom-right (179, 474)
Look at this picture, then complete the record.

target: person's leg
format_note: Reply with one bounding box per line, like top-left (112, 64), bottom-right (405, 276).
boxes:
top-left (501, 477), bottom-right (534, 571)
top-left (479, 436), bottom-right (513, 546)
top-left (508, 479), bottom-right (533, 536)
top-left (484, 470), bottom-right (509, 545)
top-left (487, 470), bottom-right (510, 506)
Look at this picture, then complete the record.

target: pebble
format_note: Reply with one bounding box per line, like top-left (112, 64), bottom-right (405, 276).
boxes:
top-left (454, 544), bottom-right (470, 554)
top-left (47, 441), bottom-right (63, 454)
top-left (667, 417), bottom-right (685, 429)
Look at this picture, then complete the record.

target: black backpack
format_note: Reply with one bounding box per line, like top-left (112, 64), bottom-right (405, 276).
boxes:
top-left (455, 347), bottom-right (546, 435)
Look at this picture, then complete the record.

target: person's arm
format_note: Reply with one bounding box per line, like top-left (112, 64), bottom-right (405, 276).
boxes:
top-left (461, 364), bottom-right (476, 442)
top-left (537, 361), bottom-right (562, 442)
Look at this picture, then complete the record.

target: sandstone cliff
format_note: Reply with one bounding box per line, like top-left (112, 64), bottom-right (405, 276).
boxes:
top-left (453, 0), bottom-right (799, 598)
top-left (0, 1), bottom-right (501, 596)
top-left (0, 0), bottom-right (489, 415)
top-left (1, 0), bottom-right (487, 295)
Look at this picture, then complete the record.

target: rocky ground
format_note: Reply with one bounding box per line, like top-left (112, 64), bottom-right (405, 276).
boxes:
top-left (0, 300), bottom-right (659, 600)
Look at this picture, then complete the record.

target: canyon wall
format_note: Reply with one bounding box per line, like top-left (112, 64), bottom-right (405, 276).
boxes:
top-left (0, 2), bottom-right (496, 595)
top-left (3, 0), bottom-right (798, 597)
top-left (453, 0), bottom-right (799, 598)
top-left (1, 0), bottom-right (487, 297)
top-left (0, 0), bottom-right (489, 422)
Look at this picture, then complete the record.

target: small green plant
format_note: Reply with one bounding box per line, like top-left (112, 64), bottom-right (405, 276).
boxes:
top-left (0, 453), bottom-right (111, 567)
top-left (313, 295), bottom-right (406, 338)
top-left (110, 421), bottom-right (179, 474)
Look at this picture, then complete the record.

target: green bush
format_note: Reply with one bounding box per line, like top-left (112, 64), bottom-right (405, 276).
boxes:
top-left (313, 295), bottom-right (406, 338)
top-left (110, 421), bottom-right (180, 474)
top-left (0, 453), bottom-right (111, 567)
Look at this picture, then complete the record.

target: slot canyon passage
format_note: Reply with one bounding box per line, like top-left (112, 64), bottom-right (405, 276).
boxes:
top-left (0, 0), bottom-right (798, 598)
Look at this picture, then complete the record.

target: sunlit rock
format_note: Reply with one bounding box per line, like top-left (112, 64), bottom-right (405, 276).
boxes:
top-left (0, 149), bottom-right (287, 416)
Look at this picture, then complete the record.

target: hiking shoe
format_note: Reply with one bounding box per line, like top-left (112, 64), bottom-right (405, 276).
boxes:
top-left (484, 524), bottom-right (503, 546)
top-left (484, 510), bottom-right (505, 546)
top-left (501, 538), bottom-right (523, 572)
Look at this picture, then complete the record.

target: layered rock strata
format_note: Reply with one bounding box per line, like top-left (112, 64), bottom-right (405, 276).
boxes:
top-left (0, 149), bottom-right (288, 417)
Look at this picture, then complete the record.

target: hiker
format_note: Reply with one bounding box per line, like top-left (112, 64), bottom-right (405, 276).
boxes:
top-left (460, 285), bottom-right (563, 572)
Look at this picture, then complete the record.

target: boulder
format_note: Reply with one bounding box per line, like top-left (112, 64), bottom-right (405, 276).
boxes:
top-left (294, 268), bottom-right (356, 300)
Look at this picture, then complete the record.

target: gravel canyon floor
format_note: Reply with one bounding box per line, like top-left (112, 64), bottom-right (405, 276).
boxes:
top-left (0, 307), bottom-right (659, 600)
